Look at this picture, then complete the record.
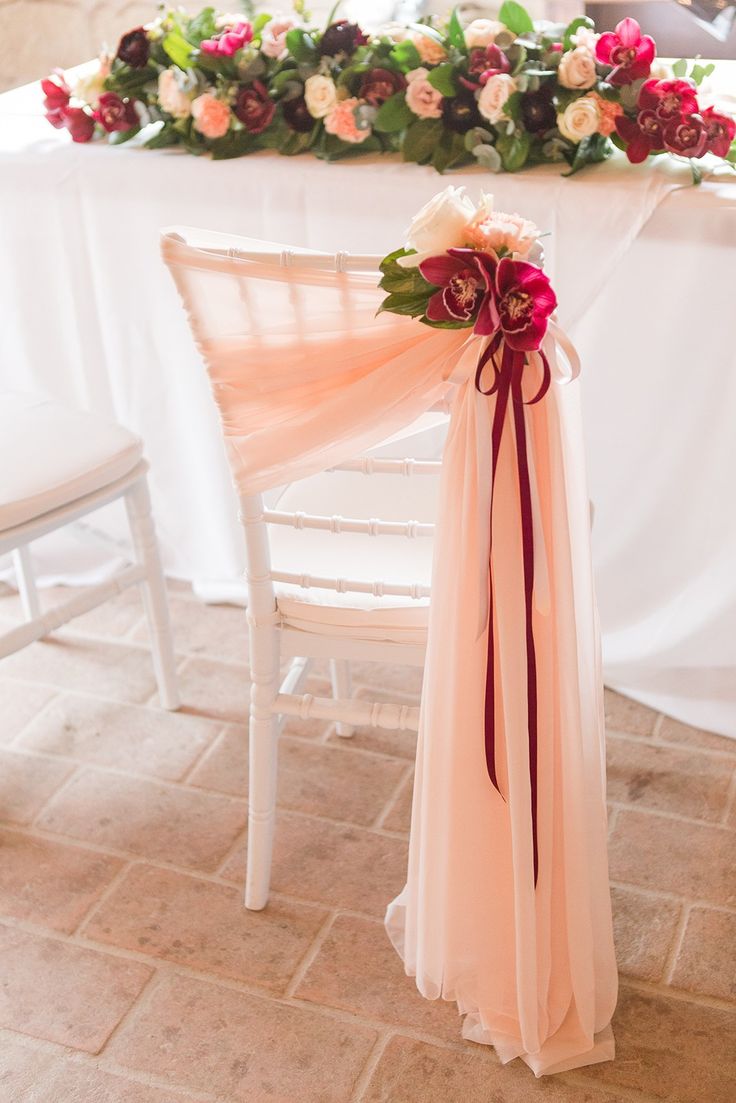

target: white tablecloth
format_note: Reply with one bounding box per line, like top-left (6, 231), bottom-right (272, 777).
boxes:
top-left (2, 76), bottom-right (735, 736)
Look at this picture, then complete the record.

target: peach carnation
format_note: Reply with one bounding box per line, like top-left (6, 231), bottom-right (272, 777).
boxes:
top-left (324, 97), bottom-right (372, 144)
top-left (412, 31), bottom-right (447, 65)
top-left (589, 92), bottom-right (623, 137)
top-left (191, 93), bottom-right (231, 139)
top-left (465, 202), bottom-right (539, 257)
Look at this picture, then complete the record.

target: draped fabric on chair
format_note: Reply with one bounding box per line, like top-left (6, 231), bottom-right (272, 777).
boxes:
top-left (162, 231), bottom-right (618, 1077)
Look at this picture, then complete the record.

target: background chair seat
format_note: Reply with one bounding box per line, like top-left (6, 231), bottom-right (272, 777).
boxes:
top-left (0, 393), bottom-right (142, 531)
top-left (270, 469), bottom-right (435, 644)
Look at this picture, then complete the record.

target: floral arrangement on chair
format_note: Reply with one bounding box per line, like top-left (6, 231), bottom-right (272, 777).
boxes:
top-left (42, 4), bottom-right (735, 180)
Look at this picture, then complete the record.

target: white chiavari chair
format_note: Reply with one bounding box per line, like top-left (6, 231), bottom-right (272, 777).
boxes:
top-left (163, 229), bottom-right (450, 910)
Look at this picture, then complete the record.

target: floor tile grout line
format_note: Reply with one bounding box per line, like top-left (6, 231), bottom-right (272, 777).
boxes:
top-left (95, 965), bottom-right (163, 1057)
top-left (72, 858), bottom-right (137, 938)
top-left (651, 711), bottom-right (665, 739)
top-left (661, 901), bottom-right (691, 986)
top-left (25, 759), bottom-right (82, 829)
top-left (607, 878), bottom-right (736, 913)
top-left (607, 798), bottom-right (735, 832)
top-left (214, 826), bottom-right (249, 880)
top-left (283, 909), bottom-right (339, 998)
top-left (177, 722), bottom-right (231, 786)
top-left (348, 1030), bottom-right (393, 1103)
top-left (607, 724), bottom-right (736, 762)
top-left (564, 1069), bottom-right (661, 1103)
top-left (720, 766), bottom-right (736, 826)
top-left (372, 762), bottom-right (413, 831)
top-left (620, 973), bottom-right (736, 1012)
top-left (6, 689), bottom-right (62, 748)
top-left (0, 671), bottom-right (185, 713)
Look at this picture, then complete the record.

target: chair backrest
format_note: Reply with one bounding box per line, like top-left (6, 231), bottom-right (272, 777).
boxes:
top-left (161, 228), bottom-right (452, 613)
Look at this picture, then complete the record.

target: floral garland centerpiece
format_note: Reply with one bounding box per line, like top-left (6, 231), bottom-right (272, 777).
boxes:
top-left (42, 4), bottom-right (736, 180)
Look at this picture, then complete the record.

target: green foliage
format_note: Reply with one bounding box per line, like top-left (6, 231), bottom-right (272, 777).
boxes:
top-left (374, 92), bottom-right (414, 134)
top-left (496, 128), bottom-right (531, 171)
top-left (432, 129), bottom-right (471, 173)
top-left (498, 1), bottom-right (535, 36)
top-left (402, 118), bottom-right (444, 164)
top-left (390, 39), bottom-right (422, 73)
top-left (448, 8), bottom-right (466, 49)
top-left (562, 16), bottom-right (594, 51)
top-left (690, 61), bottom-right (716, 86)
top-left (162, 30), bottom-right (194, 70)
top-left (672, 58), bottom-right (688, 78)
top-left (562, 133), bottom-right (612, 176)
top-left (186, 7), bottom-right (217, 44)
top-left (427, 63), bottom-right (458, 97)
top-left (144, 122), bottom-right (181, 149)
top-left (285, 28), bottom-right (318, 64)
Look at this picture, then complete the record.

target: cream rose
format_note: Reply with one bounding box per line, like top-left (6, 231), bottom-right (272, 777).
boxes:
top-left (571, 26), bottom-right (599, 51)
top-left (405, 67), bottom-right (443, 120)
top-left (304, 74), bottom-right (338, 119)
top-left (557, 95), bottom-right (601, 142)
top-left (261, 17), bottom-right (294, 59)
top-left (157, 69), bottom-right (193, 119)
top-left (463, 19), bottom-right (507, 49)
top-left (477, 73), bottom-right (517, 125)
top-left (73, 56), bottom-right (111, 109)
top-left (399, 185), bottom-right (477, 267)
top-left (557, 46), bottom-right (597, 91)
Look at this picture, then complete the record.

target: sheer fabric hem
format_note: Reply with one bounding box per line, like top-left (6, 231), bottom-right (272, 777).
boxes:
top-left (385, 895), bottom-right (615, 1078)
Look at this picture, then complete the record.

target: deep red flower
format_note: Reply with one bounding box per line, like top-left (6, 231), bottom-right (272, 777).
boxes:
top-left (116, 27), bottom-right (150, 68)
top-left (419, 250), bottom-right (496, 330)
top-left (595, 18), bottom-right (655, 85)
top-left (616, 111), bottom-right (664, 163)
top-left (490, 258), bottom-right (557, 352)
top-left (638, 78), bottom-right (698, 120)
top-left (281, 95), bottom-right (313, 133)
top-left (200, 21), bottom-right (253, 58)
top-left (663, 113), bottom-right (707, 159)
top-left (520, 88), bottom-right (556, 134)
top-left (234, 81), bottom-right (275, 133)
top-left (318, 20), bottom-right (368, 58)
top-left (42, 73), bottom-right (71, 128)
top-left (702, 106), bottom-right (736, 158)
top-left (441, 91), bottom-right (481, 133)
top-left (359, 67), bottom-right (406, 107)
top-left (60, 106), bottom-right (96, 142)
top-left (461, 45), bottom-right (510, 91)
top-left (94, 92), bottom-right (138, 133)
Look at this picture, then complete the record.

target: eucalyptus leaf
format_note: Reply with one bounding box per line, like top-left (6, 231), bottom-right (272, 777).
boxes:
top-left (473, 143), bottom-right (503, 172)
top-left (672, 58), bottom-right (688, 79)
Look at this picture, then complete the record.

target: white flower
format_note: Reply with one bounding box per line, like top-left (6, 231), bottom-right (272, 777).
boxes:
top-left (463, 19), bottom-right (507, 49)
top-left (304, 74), bottom-right (338, 119)
top-left (157, 69), bottom-right (193, 119)
top-left (557, 95), bottom-right (601, 142)
top-left (557, 46), bottom-right (597, 90)
top-left (73, 56), bottom-right (111, 109)
top-left (571, 26), bottom-right (599, 51)
top-left (261, 17), bottom-right (294, 59)
top-left (477, 73), bottom-right (517, 125)
top-left (398, 185), bottom-right (477, 267)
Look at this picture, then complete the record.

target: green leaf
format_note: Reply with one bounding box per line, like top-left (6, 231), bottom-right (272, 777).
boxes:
top-left (162, 30), bottom-right (194, 70)
top-left (374, 91), bottom-right (414, 133)
top-left (253, 13), bottom-right (271, 36)
top-left (473, 143), bottom-right (503, 172)
top-left (390, 39), bottom-right (422, 73)
top-left (144, 122), bottom-right (180, 149)
top-left (402, 118), bottom-right (444, 164)
top-left (561, 133), bottom-right (612, 176)
top-left (209, 130), bottom-right (255, 160)
top-left (108, 126), bottom-right (141, 146)
top-left (495, 128), bottom-right (531, 171)
top-left (448, 7), bottom-right (466, 49)
top-left (186, 6), bottom-right (217, 44)
top-left (562, 16), bottom-right (594, 51)
top-left (377, 291), bottom-right (429, 318)
top-left (427, 63), bottom-right (458, 97)
top-left (727, 139), bottom-right (736, 164)
top-left (672, 58), bottom-right (687, 79)
top-left (498, 1), bottom-right (534, 36)
top-left (690, 160), bottom-right (703, 185)
top-left (286, 28), bottom-right (318, 63)
top-left (431, 129), bottom-right (469, 173)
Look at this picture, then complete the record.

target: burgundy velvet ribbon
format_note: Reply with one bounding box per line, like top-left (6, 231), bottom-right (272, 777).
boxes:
top-left (475, 334), bottom-right (551, 887)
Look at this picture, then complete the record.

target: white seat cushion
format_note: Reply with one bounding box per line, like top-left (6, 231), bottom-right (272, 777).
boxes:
top-left (0, 393), bottom-right (143, 532)
top-left (270, 469), bottom-right (437, 645)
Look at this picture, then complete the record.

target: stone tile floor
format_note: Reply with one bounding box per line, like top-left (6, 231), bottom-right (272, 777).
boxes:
top-left (0, 581), bottom-right (734, 1102)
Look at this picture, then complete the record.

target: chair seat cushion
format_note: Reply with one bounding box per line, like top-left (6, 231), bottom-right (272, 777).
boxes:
top-left (271, 469), bottom-right (437, 645)
top-left (0, 393), bottom-right (143, 532)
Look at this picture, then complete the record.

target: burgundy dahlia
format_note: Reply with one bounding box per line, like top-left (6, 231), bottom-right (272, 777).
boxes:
top-left (441, 91), bottom-right (481, 134)
top-left (94, 92), bottom-right (138, 133)
top-left (702, 106), bottom-right (736, 158)
top-left (359, 67), bottom-right (406, 107)
top-left (234, 81), bottom-right (275, 134)
top-left (282, 95), bottom-right (313, 132)
top-left (116, 27), bottom-right (150, 69)
top-left (318, 20), bottom-right (368, 58)
top-left (595, 18), bottom-right (654, 86)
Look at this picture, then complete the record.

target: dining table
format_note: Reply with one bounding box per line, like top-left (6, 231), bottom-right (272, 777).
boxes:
top-left (1, 69), bottom-right (735, 738)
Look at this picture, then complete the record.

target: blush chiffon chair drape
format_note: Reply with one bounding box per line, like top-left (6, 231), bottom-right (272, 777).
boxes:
top-left (162, 231), bottom-right (618, 1076)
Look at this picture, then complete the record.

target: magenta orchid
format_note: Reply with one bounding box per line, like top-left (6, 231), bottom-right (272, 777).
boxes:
top-left (490, 259), bottom-right (557, 352)
top-left (419, 249), bottom-right (496, 330)
top-left (702, 107), bottom-right (736, 158)
top-left (595, 18), bottom-right (655, 85)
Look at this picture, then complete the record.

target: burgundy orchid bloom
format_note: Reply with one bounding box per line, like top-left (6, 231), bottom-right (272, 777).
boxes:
top-left (42, 73), bottom-right (71, 127)
top-left (419, 249), bottom-right (496, 331)
top-left (94, 92), bottom-right (138, 133)
top-left (460, 45), bottom-right (510, 91)
top-left (638, 78), bottom-right (698, 120)
top-left (490, 259), bottom-right (557, 352)
top-left (663, 114), bottom-right (707, 159)
top-left (595, 18), bottom-right (655, 86)
top-left (200, 21), bottom-right (253, 58)
top-left (60, 106), bottom-right (96, 143)
top-left (702, 106), bottom-right (736, 158)
top-left (616, 111), bottom-right (664, 164)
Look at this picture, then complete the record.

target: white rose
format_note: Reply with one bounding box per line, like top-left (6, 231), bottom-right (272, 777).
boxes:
top-left (571, 27), bottom-right (599, 51)
top-left (261, 18), bottom-right (294, 59)
top-left (557, 96), bottom-right (601, 142)
top-left (73, 56), bottom-right (111, 109)
top-left (557, 46), bottom-right (597, 91)
top-left (477, 73), bottom-right (517, 125)
top-left (158, 69), bottom-right (193, 119)
top-left (463, 19), bottom-right (507, 49)
top-left (398, 185), bottom-right (477, 267)
top-left (304, 74), bottom-right (338, 119)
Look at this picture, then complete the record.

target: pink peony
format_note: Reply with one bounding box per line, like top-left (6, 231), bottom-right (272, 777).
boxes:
top-left (260, 17), bottom-right (293, 59)
top-left (324, 97), bottom-right (372, 144)
top-left (200, 21), bottom-right (253, 57)
top-left (405, 68), bottom-right (443, 120)
top-left (191, 93), bottom-right (231, 139)
top-left (595, 18), bottom-right (655, 86)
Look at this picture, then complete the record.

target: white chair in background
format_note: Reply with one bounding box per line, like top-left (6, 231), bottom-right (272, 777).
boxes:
top-left (163, 231), bottom-right (447, 910)
top-left (0, 392), bottom-right (179, 709)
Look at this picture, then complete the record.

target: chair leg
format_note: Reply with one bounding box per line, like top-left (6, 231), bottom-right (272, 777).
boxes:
top-left (330, 658), bottom-right (354, 738)
top-left (246, 627), bottom-right (280, 911)
top-left (12, 545), bottom-right (41, 621)
top-left (124, 477), bottom-right (180, 711)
